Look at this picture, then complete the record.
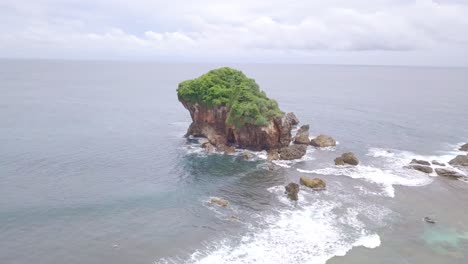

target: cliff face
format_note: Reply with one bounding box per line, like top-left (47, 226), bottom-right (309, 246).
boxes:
top-left (180, 97), bottom-right (298, 151)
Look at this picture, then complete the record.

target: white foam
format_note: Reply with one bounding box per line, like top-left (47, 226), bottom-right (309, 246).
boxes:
top-left (352, 233), bottom-right (381, 249)
top-left (270, 147), bottom-right (316, 168)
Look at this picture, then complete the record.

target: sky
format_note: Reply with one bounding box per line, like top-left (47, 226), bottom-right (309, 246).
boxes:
top-left (1, 0), bottom-right (468, 66)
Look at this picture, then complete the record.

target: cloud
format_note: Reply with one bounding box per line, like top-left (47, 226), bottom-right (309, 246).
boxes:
top-left (0, 0), bottom-right (467, 65)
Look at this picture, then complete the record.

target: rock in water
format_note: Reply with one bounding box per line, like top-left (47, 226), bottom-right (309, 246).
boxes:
top-left (435, 168), bottom-right (464, 178)
top-left (299, 177), bottom-right (326, 190)
top-left (241, 152), bottom-right (254, 160)
top-left (407, 165), bottom-right (433, 174)
top-left (267, 149), bottom-right (280, 161)
top-left (410, 159), bottom-right (431, 166)
top-left (217, 144), bottom-right (236, 155)
top-left (279, 144), bottom-right (307, 160)
top-left (201, 141), bottom-right (215, 153)
top-left (449, 155), bottom-right (468, 167)
top-left (460, 143), bottom-right (468, 151)
top-left (424, 217), bottom-right (436, 224)
top-left (310, 135), bottom-right (336, 148)
top-left (294, 125), bottom-right (310, 145)
top-left (285, 182), bottom-right (300, 201)
top-left (210, 197), bottom-right (229, 207)
top-left (177, 67), bottom-right (297, 151)
top-left (335, 152), bottom-right (359, 166)
top-left (431, 160), bottom-right (445, 166)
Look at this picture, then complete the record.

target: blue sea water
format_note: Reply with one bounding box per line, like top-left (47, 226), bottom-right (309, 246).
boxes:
top-left (0, 60), bottom-right (467, 264)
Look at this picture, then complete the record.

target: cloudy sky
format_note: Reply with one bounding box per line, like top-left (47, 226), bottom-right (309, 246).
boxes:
top-left (1, 0), bottom-right (467, 66)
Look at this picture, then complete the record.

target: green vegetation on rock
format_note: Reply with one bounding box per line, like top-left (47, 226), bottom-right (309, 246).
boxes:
top-left (177, 67), bottom-right (283, 128)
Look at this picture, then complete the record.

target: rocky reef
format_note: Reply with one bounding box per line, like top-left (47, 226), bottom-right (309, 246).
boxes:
top-left (178, 67), bottom-right (303, 155)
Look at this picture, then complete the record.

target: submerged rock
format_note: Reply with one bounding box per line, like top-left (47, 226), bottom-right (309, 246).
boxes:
top-left (431, 160), bottom-right (445, 166)
top-left (460, 143), bottom-right (468, 151)
top-left (424, 216), bottom-right (436, 224)
top-left (310, 135), bottom-right (336, 148)
top-left (285, 182), bottom-right (300, 201)
top-left (210, 197), bottom-right (229, 207)
top-left (435, 168), bottom-right (464, 178)
top-left (299, 177), bottom-right (326, 190)
top-left (335, 152), bottom-right (359, 166)
top-left (407, 164), bottom-right (433, 174)
top-left (241, 152), bottom-right (254, 160)
top-left (410, 159), bottom-right (431, 166)
top-left (449, 155), bottom-right (468, 167)
top-left (294, 125), bottom-right (310, 145)
top-left (279, 144), bottom-right (307, 160)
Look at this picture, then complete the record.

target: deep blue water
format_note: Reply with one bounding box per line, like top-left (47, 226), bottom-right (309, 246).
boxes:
top-left (0, 60), bottom-right (467, 264)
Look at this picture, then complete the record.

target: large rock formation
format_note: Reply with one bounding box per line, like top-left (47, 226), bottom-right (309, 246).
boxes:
top-left (407, 164), bottom-right (433, 174)
top-left (335, 152), bottom-right (359, 166)
top-left (278, 144), bottom-right (308, 160)
top-left (410, 159), bottom-right (431, 166)
top-left (449, 155), bottom-right (468, 167)
top-left (294, 125), bottom-right (310, 145)
top-left (460, 143), bottom-right (468, 151)
top-left (435, 168), bottom-right (464, 178)
top-left (310, 135), bottom-right (336, 148)
top-left (178, 68), bottom-right (298, 152)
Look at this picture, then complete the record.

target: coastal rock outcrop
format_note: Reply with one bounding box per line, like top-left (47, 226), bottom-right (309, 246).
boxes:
top-left (178, 68), bottom-right (299, 152)
top-left (299, 177), bottom-right (326, 190)
top-left (310, 135), bottom-right (336, 148)
top-left (410, 159), bottom-right (431, 166)
top-left (407, 165), bottom-right (433, 174)
top-left (285, 182), bottom-right (300, 201)
top-left (435, 168), bottom-right (464, 178)
top-left (294, 125), bottom-right (310, 145)
top-left (431, 160), bottom-right (445, 166)
top-left (335, 152), bottom-right (359, 166)
top-left (448, 155), bottom-right (468, 167)
top-left (460, 143), bottom-right (468, 151)
top-left (278, 144), bottom-right (308, 160)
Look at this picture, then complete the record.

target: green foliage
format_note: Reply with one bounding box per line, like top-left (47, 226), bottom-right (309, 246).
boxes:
top-left (177, 67), bottom-right (284, 128)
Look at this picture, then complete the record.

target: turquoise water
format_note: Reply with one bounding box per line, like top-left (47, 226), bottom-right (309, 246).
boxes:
top-left (0, 60), bottom-right (467, 264)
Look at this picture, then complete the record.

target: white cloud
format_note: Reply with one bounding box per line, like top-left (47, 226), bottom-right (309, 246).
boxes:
top-left (0, 0), bottom-right (467, 65)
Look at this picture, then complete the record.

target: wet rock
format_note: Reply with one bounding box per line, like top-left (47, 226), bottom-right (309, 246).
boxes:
top-left (294, 125), bottom-right (310, 145)
top-left (424, 216), bottom-right (436, 224)
top-left (435, 168), bottom-right (464, 178)
top-left (217, 144), bottom-right (236, 155)
top-left (460, 143), bottom-right (468, 151)
top-left (449, 154), bottom-right (468, 167)
top-left (299, 177), bottom-right (326, 190)
top-left (310, 135), bottom-right (336, 148)
top-left (285, 182), bottom-right (300, 201)
top-left (431, 160), bottom-right (445, 166)
top-left (410, 159), bottom-right (431, 166)
top-left (279, 144), bottom-right (307, 160)
top-left (267, 149), bottom-right (280, 161)
top-left (407, 164), bottom-right (433, 174)
top-left (241, 152), bottom-right (254, 160)
top-left (335, 152), bottom-right (359, 166)
top-left (210, 197), bottom-right (229, 207)
top-left (201, 141), bottom-right (216, 152)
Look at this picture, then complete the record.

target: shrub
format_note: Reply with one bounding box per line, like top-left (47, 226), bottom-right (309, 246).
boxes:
top-left (177, 67), bottom-right (283, 128)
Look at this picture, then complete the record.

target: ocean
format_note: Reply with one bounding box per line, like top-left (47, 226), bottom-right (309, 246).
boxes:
top-left (0, 60), bottom-right (467, 264)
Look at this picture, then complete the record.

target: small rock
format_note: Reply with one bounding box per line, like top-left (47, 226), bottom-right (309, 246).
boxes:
top-left (279, 144), bottom-right (307, 160)
top-left (410, 159), bottom-right (431, 166)
top-left (299, 177), bottom-right (326, 190)
top-left (448, 154), bottom-right (468, 167)
top-left (267, 149), bottom-right (280, 161)
top-left (310, 135), bottom-right (336, 148)
top-left (285, 182), bottom-right (300, 201)
top-left (217, 144), bottom-right (236, 155)
top-left (435, 168), bottom-right (464, 178)
top-left (460, 143), bottom-right (468, 151)
top-left (201, 141), bottom-right (215, 152)
top-left (335, 152), bottom-right (359, 166)
top-left (294, 125), bottom-right (310, 145)
top-left (210, 197), bottom-right (229, 207)
top-left (431, 160), bottom-right (445, 166)
top-left (407, 164), bottom-right (433, 174)
top-left (423, 217), bottom-right (436, 224)
top-left (241, 152), bottom-right (254, 160)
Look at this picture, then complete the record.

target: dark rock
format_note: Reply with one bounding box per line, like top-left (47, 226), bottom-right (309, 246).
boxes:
top-left (210, 197), bottom-right (229, 207)
top-left (279, 144), bottom-right (307, 160)
top-left (299, 177), bottom-right (326, 190)
top-left (448, 155), bottom-right (468, 167)
top-left (407, 165), bottom-right (433, 174)
top-left (410, 159), bottom-right (431, 166)
top-left (435, 168), bottom-right (464, 178)
top-left (285, 182), bottom-right (300, 201)
top-left (294, 125), bottom-right (310, 145)
top-left (431, 160), bottom-right (445, 166)
top-left (423, 217), bottom-right (436, 224)
top-left (310, 135), bottom-right (336, 148)
top-left (335, 152), bottom-right (359, 166)
top-left (460, 143), bottom-right (468, 151)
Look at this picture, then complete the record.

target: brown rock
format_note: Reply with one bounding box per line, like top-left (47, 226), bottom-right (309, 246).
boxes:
top-left (267, 149), bottom-right (280, 161)
top-left (241, 152), bottom-right (254, 160)
top-left (218, 144), bottom-right (236, 155)
top-left (294, 125), bottom-right (310, 145)
top-left (285, 182), bottom-right (300, 201)
top-left (279, 144), bottom-right (307, 160)
top-left (201, 141), bottom-right (216, 152)
top-left (335, 152), bottom-right (359, 166)
top-left (460, 143), bottom-right (468, 151)
top-left (407, 165), bottom-right (433, 174)
top-left (310, 135), bottom-right (336, 148)
top-left (448, 155), bottom-right (468, 167)
top-left (334, 157), bottom-right (345, 165)
top-left (210, 197), bottom-right (229, 207)
top-left (435, 168), bottom-right (464, 178)
top-left (410, 159), bottom-right (431, 166)
top-left (299, 177), bottom-right (326, 190)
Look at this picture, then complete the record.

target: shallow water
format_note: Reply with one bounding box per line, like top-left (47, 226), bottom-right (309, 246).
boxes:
top-left (0, 60), bottom-right (467, 264)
